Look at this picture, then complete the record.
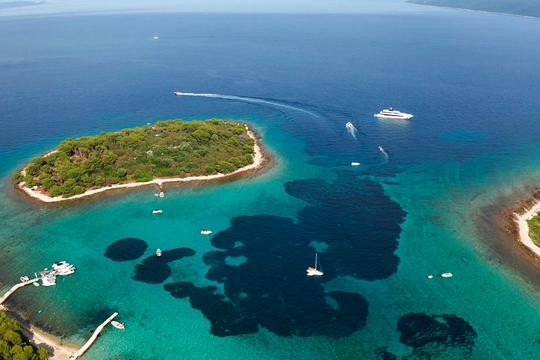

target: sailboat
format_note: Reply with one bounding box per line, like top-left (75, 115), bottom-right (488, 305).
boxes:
top-left (306, 253), bottom-right (324, 277)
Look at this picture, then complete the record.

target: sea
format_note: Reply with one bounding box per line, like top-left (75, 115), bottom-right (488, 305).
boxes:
top-left (1, 4), bottom-right (540, 360)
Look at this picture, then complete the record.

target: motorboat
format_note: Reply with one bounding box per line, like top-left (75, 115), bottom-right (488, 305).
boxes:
top-left (427, 274), bottom-right (434, 279)
top-left (155, 248), bottom-right (162, 257)
top-left (20, 276), bottom-right (29, 282)
top-left (440, 272), bottom-right (453, 278)
top-left (200, 229), bottom-right (212, 235)
top-left (378, 146), bottom-right (385, 153)
top-left (33, 282), bottom-right (40, 287)
top-left (154, 191), bottom-right (165, 198)
top-left (153, 34), bottom-right (159, 40)
top-left (52, 261), bottom-right (76, 276)
top-left (173, 91), bottom-right (182, 96)
top-left (351, 162), bottom-right (361, 166)
top-left (306, 253), bottom-right (324, 277)
top-left (374, 108), bottom-right (413, 120)
top-left (152, 209), bottom-right (163, 214)
top-left (41, 273), bottom-right (56, 287)
top-left (111, 321), bottom-right (125, 330)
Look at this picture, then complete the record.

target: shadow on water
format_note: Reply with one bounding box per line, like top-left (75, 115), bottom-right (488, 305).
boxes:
top-left (133, 248), bottom-right (196, 284)
top-left (164, 171), bottom-right (405, 337)
top-left (104, 238), bottom-right (148, 262)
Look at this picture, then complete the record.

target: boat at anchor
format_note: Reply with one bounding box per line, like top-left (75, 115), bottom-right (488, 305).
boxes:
top-left (306, 253), bottom-right (324, 277)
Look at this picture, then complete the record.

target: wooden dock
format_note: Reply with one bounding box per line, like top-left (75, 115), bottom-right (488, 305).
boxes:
top-left (0, 278), bottom-right (39, 309)
top-left (69, 312), bottom-right (118, 360)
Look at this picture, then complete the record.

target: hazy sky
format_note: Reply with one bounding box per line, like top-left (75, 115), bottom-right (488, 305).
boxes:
top-left (0, 0), bottom-right (434, 17)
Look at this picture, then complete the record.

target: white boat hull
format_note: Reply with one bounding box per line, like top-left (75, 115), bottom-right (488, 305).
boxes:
top-left (374, 113), bottom-right (413, 120)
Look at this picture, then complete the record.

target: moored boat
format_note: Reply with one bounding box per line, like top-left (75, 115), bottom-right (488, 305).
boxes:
top-left (306, 253), bottom-right (324, 277)
top-left (351, 162), bottom-right (361, 166)
top-left (156, 248), bottom-right (162, 257)
top-left (440, 272), bottom-right (453, 278)
top-left (152, 209), bottom-right (163, 214)
top-left (200, 229), bottom-right (212, 235)
top-left (111, 321), bottom-right (125, 330)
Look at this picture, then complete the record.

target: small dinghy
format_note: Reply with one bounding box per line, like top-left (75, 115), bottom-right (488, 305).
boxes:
top-left (20, 276), bottom-right (29, 282)
top-left (351, 162), bottom-right (361, 166)
top-left (111, 321), bottom-right (125, 330)
top-left (33, 282), bottom-right (40, 287)
top-left (426, 274), bottom-right (434, 279)
top-left (155, 248), bottom-right (162, 257)
top-left (306, 253), bottom-right (324, 277)
top-left (200, 229), bottom-right (212, 235)
top-left (440, 272), bottom-right (453, 278)
top-left (152, 209), bottom-right (163, 214)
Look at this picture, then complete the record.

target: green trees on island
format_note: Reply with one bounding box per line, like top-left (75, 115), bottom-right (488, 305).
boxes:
top-left (15, 119), bottom-right (256, 198)
top-left (0, 312), bottom-right (49, 360)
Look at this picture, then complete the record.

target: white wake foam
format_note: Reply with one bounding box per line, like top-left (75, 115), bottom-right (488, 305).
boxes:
top-left (178, 92), bottom-right (320, 118)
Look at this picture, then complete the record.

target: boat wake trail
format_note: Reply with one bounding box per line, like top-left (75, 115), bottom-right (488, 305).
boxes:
top-left (378, 146), bottom-right (389, 163)
top-left (178, 92), bottom-right (321, 118)
top-left (345, 122), bottom-right (357, 139)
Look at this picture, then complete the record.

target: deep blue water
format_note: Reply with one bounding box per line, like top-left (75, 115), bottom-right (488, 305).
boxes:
top-left (1, 9), bottom-right (540, 360)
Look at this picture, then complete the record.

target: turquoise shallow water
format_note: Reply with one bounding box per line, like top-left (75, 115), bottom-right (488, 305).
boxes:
top-left (1, 7), bottom-right (540, 360)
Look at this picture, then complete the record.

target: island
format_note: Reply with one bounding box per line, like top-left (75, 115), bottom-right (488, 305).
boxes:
top-left (410, 0), bottom-right (540, 18)
top-left (14, 119), bottom-right (265, 202)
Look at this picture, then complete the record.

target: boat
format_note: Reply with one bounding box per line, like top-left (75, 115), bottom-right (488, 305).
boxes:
top-left (111, 321), bottom-right (125, 330)
top-left (306, 253), bottom-right (324, 277)
top-left (33, 282), bottom-right (40, 287)
top-left (374, 108), bottom-right (413, 120)
top-left (378, 146), bottom-right (385, 153)
top-left (155, 248), bottom-right (162, 257)
top-left (154, 191), bottom-right (165, 198)
top-left (200, 229), bottom-right (212, 235)
top-left (152, 209), bottom-right (163, 214)
top-left (427, 274), bottom-right (434, 279)
top-left (153, 34), bottom-right (159, 40)
top-left (351, 162), bottom-right (361, 166)
top-left (440, 272), bottom-right (453, 278)
top-left (20, 276), bottom-right (29, 282)
top-left (41, 273), bottom-right (56, 287)
top-left (52, 261), bottom-right (76, 276)
top-left (173, 91), bottom-right (182, 96)
top-left (345, 122), bottom-right (355, 130)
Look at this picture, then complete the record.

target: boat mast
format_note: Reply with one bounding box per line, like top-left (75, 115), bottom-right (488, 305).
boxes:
top-left (315, 253), bottom-right (318, 270)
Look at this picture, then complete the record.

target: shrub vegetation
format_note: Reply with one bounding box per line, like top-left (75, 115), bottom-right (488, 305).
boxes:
top-left (15, 119), bottom-right (255, 198)
top-left (0, 311), bottom-right (49, 360)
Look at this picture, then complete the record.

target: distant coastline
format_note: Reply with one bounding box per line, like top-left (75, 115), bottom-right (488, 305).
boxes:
top-left (15, 125), bottom-right (268, 204)
top-left (409, 0), bottom-right (540, 19)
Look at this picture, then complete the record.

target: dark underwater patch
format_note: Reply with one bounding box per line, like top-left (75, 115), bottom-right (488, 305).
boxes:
top-left (163, 172), bottom-right (403, 338)
top-left (105, 238), bottom-right (148, 261)
top-left (132, 248), bottom-right (195, 284)
top-left (397, 313), bottom-right (477, 358)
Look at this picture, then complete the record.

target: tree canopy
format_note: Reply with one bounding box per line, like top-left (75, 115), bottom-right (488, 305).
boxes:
top-left (15, 119), bottom-right (256, 198)
top-left (0, 311), bottom-right (49, 360)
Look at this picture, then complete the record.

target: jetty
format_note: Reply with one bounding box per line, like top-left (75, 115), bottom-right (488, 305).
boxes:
top-left (69, 312), bottom-right (118, 360)
top-left (0, 278), bottom-right (39, 309)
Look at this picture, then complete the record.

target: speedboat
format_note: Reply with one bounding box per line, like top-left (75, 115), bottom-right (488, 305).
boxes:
top-left (200, 229), bottom-right (212, 235)
top-left (374, 108), bottom-right (413, 120)
top-left (153, 34), bottom-right (159, 40)
top-left (378, 146), bottom-right (385, 153)
top-left (351, 162), bottom-right (361, 166)
top-left (345, 122), bottom-right (355, 130)
top-left (154, 191), bottom-right (165, 198)
top-left (152, 209), bottom-right (163, 214)
top-left (306, 253), bottom-right (324, 277)
top-left (111, 321), bottom-right (125, 330)
top-left (20, 276), bottom-right (29, 282)
top-left (440, 272), bottom-right (453, 278)
top-left (173, 91), bottom-right (182, 96)
top-left (155, 248), bottom-right (162, 257)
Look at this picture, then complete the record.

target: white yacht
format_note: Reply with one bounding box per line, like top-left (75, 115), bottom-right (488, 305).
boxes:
top-left (440, 272), bottom-right (453, 278)
top-left (345, 122), bottom-right (355, 130)
top-left (155, 248), bottom-right (162, 257)
top-left (173, 91), bottom-right (182, 96)
top-left (374, 108), bottom-right (413, 120)
top-left (351, 162), bottom-right (361, 166)
top-left (306, 253), bottom-right (324, 277)
top-left (52, 261), bottom-right (76, 276)
top-left (200, 229), bottom-right (213, 235)
top-left (152, 209), bottom-right (163, 214)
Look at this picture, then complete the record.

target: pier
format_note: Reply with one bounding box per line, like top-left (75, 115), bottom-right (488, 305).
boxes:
top-left (69, 312), bottom-right (118, 360)
top-left (0, 278), bottom-right (39, 309)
